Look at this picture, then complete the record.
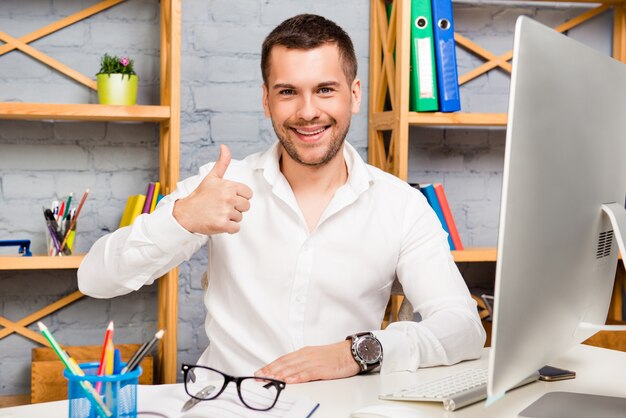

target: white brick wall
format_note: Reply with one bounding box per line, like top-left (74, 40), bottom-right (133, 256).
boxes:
top-left (0, 0), bottom-right (612, 395)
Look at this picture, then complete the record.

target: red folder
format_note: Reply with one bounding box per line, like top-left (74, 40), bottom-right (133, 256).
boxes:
top-left (434, 183), bottom-right (464, 250)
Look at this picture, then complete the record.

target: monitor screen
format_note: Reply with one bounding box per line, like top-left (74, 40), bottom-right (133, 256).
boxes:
top-left (488, 15), bottom-right (626, 404)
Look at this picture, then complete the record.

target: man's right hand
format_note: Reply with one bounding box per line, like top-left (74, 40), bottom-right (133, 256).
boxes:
top-left (173, 144), bottom-right (253, 235)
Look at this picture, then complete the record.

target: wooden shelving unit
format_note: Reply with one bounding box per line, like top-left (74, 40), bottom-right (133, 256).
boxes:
top-left (0, 0), bottom-right (181, 385)
top-left (369, 0), bottom-right (625, 181)
top-left (371, 0), bottom-right (626, 321)
top-left (369, 0), bottom-right (626, 262)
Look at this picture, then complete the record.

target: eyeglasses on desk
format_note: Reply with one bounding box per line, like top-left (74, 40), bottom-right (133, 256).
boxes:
top-left (181, 363), bottom-right (286, 411)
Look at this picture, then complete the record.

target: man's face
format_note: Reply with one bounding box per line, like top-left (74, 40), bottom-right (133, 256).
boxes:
top-left (262, 44), bottom-right (361, 167)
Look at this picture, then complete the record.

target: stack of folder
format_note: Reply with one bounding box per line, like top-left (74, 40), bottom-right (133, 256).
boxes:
top-left (119, 182), bottom-right (162, 228)
top-left (408, 0), bottom-right (461, 112)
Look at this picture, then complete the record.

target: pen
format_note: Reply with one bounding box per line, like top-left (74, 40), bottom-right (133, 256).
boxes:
top-left (46, 223), bottom-right (62, 255)
top-left (122, 329), bottom-right (165, 373)
top-left (37, 322), bottom-right (111, 418)
top-left (58, 188), bottom-right (89, 254)
top-left (44, 209), bottom-right (70, 256)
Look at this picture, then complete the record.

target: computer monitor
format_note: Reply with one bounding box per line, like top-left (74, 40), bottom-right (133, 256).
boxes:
top-left (487, 16), bottom-right (626, 414)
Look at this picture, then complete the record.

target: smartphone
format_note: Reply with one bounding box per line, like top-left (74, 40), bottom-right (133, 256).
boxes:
top-left (538, 365), bottom-right (576, 382)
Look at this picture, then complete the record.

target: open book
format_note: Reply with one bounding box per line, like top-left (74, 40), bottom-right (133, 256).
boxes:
top-left (137, 383), bottom-right (319, 418)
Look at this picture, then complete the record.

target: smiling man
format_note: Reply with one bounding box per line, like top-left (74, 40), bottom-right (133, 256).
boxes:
top-left (78, 14), bottom-right (485, 384)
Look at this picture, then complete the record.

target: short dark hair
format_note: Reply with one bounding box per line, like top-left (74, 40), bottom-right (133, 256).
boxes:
top-left (261, 14), bottom-right (357, 85)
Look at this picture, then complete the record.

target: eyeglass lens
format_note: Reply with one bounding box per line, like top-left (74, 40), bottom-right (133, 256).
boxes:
top-left (186, 367), bottom-right (223, 400)
top-left (238, 377), bottom-right (281, 410)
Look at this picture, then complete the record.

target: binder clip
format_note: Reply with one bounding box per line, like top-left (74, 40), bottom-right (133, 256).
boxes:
top-left (0, 239), bottom-right (33, 256)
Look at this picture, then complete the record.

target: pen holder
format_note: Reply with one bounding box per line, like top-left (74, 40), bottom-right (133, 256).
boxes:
top-left (64, 362), bottom-right (142, 418)
top-left (45, 219), bottom-right (76, 256)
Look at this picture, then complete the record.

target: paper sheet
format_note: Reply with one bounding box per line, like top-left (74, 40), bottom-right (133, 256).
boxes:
top-left (137, 383), bottom-right (318, 418)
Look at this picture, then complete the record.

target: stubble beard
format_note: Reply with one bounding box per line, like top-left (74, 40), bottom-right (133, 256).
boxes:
top-left (270, 117), bottom-right (351, 168)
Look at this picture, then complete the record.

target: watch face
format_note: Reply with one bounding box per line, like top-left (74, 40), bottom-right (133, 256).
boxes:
top-left (356, 336), bottom-right (382, 363)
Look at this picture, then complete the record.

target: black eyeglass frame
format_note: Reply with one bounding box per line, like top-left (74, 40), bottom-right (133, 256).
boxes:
top-left (180, 363), bottom-right (286, 411)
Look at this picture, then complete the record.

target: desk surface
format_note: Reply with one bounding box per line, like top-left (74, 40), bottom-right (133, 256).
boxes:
top-left (2, 344), bottom-right (625, 418)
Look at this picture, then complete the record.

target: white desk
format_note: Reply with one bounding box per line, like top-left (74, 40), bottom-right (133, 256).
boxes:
top-left (2, 345), bottom-right (625, 418)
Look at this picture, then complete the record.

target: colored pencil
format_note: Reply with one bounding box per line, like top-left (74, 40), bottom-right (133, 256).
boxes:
top-left (37, 322), bottom-right (111, 417)
top-left (95, 321), bottom-right (114, 393)
top-left (122, 329), bottom-right (164, 373)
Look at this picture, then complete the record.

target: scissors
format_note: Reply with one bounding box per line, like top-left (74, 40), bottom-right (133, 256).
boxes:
top-left (181, 385), bottom-right (216, 412)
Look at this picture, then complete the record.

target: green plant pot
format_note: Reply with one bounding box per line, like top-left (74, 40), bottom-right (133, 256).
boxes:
top-left (97, 74), bottom-right (138, 105)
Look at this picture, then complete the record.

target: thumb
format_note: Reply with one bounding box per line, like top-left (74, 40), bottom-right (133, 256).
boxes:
top-left (209, 144), bottom-right (232, 179)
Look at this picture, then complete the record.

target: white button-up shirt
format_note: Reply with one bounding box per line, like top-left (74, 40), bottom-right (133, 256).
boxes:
top-left (78, 142), bottom-right (485, 375)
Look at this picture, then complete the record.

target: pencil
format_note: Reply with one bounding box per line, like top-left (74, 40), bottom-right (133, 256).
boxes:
top-left (95, 321), bottom-right (114, 393)
top-left (122, 329), bottom-right (165, 373)
top-left (37, 322), bottom-right (111, 417)
top-left (58, 188), bottom-right (89, 254)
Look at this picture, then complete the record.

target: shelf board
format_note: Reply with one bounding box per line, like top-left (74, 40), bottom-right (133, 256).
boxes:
top-left (370, 111), bottom-right (508, 130)
top-left (0, 255), bottom-right (84, 270)
top-left (450, 248), bottom-right (620, 262)
top-left (407, 112), bottom-right (508, 127)
top-left (452, 247), bottom-right (497, 262)
top-left (0, 102), bottom-right (170, 122)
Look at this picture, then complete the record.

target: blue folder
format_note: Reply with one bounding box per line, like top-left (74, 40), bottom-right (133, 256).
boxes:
top-left (431, 0), bottom-right (461, 112)
top-left (419, 184), bottom-right (454, 250)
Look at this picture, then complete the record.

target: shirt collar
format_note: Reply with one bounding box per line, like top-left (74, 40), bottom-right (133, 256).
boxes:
top-left (253, 140), bottom-right (374, 195)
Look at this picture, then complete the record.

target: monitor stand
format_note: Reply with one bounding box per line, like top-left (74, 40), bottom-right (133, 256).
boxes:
top-left (520, 203), bottom-right (626, 418)
top-left (519, 392), bottom-right (626, 418)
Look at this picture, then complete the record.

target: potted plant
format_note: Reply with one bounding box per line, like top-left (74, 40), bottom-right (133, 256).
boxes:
top-left (96, 53), bottom-right (138, 105)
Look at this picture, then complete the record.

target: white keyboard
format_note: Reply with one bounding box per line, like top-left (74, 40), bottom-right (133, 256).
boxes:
top-left (379, 368), bottom-right (539, 411)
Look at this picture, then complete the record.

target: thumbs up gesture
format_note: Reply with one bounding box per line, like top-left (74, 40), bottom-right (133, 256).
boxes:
top-left (173, 144), bottom-right (253, 235)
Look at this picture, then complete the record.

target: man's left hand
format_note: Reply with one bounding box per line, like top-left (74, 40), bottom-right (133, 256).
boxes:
top-left (255, 340), bottom-right (360, 384)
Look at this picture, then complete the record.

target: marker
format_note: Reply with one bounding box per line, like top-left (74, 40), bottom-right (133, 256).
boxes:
top-left (46, 223), bottom-right (62, 255)
top-left (44, 209), bottom-right (70, 256)
top-left (37, 322), bottom-right (111, 417)
top-left (58, 188), bottom-right (89, 254)
top-left (51, 200), bottom-right (59, 217)
top-left (63, 192), bottom-right (73, 220)
top-left (57, 200), bottom-right (66, 223)
top-left (122, 329), bottom-right (165, 373)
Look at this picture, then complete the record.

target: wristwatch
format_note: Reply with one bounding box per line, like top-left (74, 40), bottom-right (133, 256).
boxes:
top-left (346, 332), bottom-right (383, 374)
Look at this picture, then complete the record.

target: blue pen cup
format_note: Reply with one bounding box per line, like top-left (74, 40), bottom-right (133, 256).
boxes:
top-left (64, 362), bottom-right (142, 418)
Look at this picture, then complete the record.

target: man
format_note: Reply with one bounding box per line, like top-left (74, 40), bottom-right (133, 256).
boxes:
top-left (78, 14), bottom-right (485, 384)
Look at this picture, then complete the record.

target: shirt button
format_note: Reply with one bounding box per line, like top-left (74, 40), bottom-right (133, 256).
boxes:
top-left (295, 295), bottom-right (306, 303)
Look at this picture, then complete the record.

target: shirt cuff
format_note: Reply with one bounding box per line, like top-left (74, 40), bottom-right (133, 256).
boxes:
top-left (141, 201), bottom-right (205, 253)
top-left (372, 328), bottom-right (420, 374)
